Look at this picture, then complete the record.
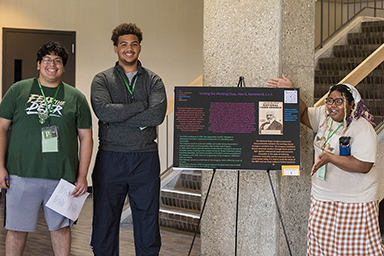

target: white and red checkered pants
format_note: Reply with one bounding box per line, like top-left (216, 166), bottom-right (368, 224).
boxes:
top-left (307, 197), bottom-right (384, 256)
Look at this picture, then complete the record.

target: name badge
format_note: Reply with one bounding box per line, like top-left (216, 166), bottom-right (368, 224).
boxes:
top-left (41, 126), bottom-right (59, 153)
top-left (316, 164), bottom-right (326, 180)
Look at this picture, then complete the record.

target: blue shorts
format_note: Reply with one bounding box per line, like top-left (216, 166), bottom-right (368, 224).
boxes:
top-left (5, 175), bottom-right (73, 232)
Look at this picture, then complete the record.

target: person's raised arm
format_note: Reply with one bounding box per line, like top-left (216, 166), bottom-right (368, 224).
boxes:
top-left (0, 118), bottom-right (11, 189)
top-left (267, 74), bottom-right (312, 129)
top-left (71, 128), bottom-right (93, 197)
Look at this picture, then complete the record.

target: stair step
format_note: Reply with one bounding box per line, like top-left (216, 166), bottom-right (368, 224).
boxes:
top-left (348, 34), bottom-right (384, 45)
top-left (364, 99), bottom-right (384, 118)
top-left (159, 206), bottom-right (200, 233)
top-left (318, 56), bottom-right (365, 64)
top-left (180, 171), bottom-right (201, 191)
top-left (315, 66), bottom-right (384, 85)
top-left (362, 21), bottom-right (384, 33)
top-left (161, 188), bottom-right (201, 211)
top-left (334, 44), bottom-right (381, 52)
top-left (333, 44), bottom-right (377, 58)
top-left (315, 75), bottom-right (345, 85)
top-left (317, 57), bottom-right (364, 71)
top-left (159, 170), bottom-right (202, 233)
top-left (348, 31), bottom-right (384, 39)
top-left (314, 84), bottom-right (331, 99)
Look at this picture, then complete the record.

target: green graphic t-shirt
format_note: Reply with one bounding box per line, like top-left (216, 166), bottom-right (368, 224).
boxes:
top-left (0, 78), bottom-right (92, 182)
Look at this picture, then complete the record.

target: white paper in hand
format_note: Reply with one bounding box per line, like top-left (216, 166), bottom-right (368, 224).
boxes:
top-left (45, 179), bottom-right (90, 221)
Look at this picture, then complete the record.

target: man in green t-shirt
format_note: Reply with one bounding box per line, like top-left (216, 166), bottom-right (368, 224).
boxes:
top-left (0, 41), bottom-right (93, 255)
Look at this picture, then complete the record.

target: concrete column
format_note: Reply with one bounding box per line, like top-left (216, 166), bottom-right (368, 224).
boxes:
top-left (202, 0), bottom-right (315, 255)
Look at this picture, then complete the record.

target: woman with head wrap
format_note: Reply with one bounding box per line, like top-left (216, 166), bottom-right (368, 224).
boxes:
top-left (268, 75), bottom-right (383, 256)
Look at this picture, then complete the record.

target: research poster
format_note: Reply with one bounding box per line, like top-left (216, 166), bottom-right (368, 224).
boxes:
top-left (173, 86), bottom-right (300, 171)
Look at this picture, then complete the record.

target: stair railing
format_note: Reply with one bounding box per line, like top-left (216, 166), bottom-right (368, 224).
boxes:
top-left (316, 0), bottom-right (384, 49)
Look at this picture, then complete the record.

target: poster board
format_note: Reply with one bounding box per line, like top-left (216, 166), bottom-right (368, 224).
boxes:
top-left (173, 86), bottom-right (300, 171)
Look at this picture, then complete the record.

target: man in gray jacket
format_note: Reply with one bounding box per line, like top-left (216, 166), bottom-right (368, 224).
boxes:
top-left (90, 23), bottom-right (167, 256)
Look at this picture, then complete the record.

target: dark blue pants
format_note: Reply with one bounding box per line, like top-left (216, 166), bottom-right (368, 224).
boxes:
top-left (91, 150), bottom-right (161, 256)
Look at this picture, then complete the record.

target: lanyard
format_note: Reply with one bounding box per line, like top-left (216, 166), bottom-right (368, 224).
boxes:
top-left (322, 119), bottom-right (344, 149)
top-left (118, 71), bottom-right (138, 99)
top-left (37, 79), bottom-right (60, 118)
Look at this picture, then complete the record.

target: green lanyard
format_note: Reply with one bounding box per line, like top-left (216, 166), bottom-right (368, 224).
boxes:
top-left (322, 119), bottom-right (344, 150)
top-left (37, 79), bottom-right (60, 119)
top-left (118, 71), bottom-right (138, 99)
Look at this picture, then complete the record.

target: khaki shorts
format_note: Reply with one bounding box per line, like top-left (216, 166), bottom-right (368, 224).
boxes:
top-left (5, 175), bottom-right (73, 232)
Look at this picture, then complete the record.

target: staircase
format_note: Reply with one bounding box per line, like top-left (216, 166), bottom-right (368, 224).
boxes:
top-left (159, 170), bottom-right (201, 233)
top-left (315, 20), bottom-right (384, 124)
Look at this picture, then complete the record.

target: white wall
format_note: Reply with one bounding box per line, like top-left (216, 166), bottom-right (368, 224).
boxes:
top-left (0, 0), bottom-right (203, 184)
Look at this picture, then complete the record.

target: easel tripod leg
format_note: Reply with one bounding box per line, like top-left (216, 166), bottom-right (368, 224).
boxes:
top-left (188, 169), bottom-right (216, 256)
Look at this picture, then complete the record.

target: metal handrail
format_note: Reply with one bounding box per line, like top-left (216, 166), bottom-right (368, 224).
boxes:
top-left (316, 0), bottom-right (384, 49)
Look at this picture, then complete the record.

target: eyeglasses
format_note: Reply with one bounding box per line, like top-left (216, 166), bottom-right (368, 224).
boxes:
top-left (326, 97), bottom-right (344, 106)
top-left (42, 58), bottom-right (63, 65)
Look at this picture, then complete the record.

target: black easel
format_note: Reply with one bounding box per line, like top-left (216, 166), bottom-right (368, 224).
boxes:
top-left (237, 76), bottom-right (245, 88)
top-left (187, 77), bottom-right (292, 255)
top-left (235, 77), bottom-right (292, 255)
top-left (267, 170), bottom-right (293, 256)
top-left (188, 77), bottom-right (245, 255)
top-left (235, 76), bottom-right (245, 256)
top-left (188, 169), bottom-right (216, 256)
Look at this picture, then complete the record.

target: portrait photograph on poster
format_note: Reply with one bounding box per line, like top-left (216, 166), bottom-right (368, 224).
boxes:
top-left (173, 86), bottom-right (301, 171)
top-left (258, 101), bottom-right (283, 135)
